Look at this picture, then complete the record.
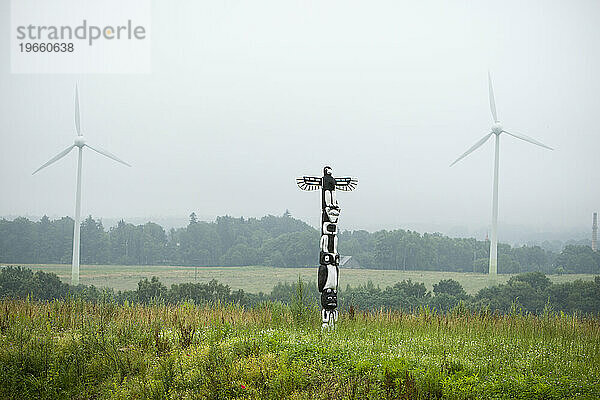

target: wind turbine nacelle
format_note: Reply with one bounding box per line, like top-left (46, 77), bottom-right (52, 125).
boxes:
top-left (74, 136), bottom-right (86, 147)
top-left (492, 122), bottom-right (503, 135)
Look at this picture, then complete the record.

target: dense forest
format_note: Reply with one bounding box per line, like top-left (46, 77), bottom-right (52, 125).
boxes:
top-left (1, 213), bottom-right (599, 274)
top-left (1, 267), bottom-right (599, 315)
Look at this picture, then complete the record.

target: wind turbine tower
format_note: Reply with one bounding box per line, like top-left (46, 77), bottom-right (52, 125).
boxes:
top-left (33, 85), bottom-right (131, 285)
top-left (450, 72), bottom-right (553, 275)
top-left (593, 212), bottom-right (598, 252)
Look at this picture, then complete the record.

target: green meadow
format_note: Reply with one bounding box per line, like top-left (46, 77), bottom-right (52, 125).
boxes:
top-left (1, 298), bottom-right (599, 399)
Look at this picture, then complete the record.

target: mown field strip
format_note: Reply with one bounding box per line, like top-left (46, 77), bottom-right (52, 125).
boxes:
top-left (6, 264), bottom-right (598, 294)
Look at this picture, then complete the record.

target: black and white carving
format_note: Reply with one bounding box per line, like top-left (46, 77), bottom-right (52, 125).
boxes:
top-left (297, 166), bottom-right (358, 328)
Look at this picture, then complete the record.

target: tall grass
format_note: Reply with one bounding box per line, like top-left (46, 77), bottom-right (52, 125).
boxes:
top-left (1, 298), bottom-right (599, 399)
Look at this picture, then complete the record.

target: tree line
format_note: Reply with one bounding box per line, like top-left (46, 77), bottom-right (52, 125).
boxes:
top-left (1, 267), bottom-right (599, 315)
top-left (1, 213), bottom-right (599, 274)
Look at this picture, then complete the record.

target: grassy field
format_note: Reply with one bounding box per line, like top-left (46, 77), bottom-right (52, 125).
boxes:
top-left (1, 298), bottom-right (599, 399)
top-left (5, 263), bottom-right (599, 294)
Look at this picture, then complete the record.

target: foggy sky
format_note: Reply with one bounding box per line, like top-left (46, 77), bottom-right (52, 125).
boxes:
top-left (1, 0), bottom-right (599, 239)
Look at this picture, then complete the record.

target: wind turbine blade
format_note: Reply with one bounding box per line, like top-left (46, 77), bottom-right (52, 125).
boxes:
top-left (32, 145), bottom-right (76, 175)
top-left (75, 84), bottom-right (81, 136)
top-left (85, 143), bottom-right (132, 167)
top-left (450, 133), bottom-right (493, 167)
top-left (488, 71), bottom-right (498, 123)
top-left (503, 130), bottom-right (554, 150)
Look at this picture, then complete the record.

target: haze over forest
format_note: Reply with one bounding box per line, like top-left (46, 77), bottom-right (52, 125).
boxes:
top-left (1, 1), bottom-right (599, 244)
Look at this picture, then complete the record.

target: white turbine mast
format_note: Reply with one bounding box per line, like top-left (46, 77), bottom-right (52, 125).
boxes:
top-left (450, 72), bottom-right (553, 275)
top-left (32, 85), bottom-right (131, 285)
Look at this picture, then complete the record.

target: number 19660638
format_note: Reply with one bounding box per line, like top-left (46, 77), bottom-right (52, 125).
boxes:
top-left (19, 42), bottom-right (74, 52)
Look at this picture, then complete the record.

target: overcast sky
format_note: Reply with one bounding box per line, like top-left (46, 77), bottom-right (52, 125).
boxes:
top-left (1, 0), bottom-right (598, 239)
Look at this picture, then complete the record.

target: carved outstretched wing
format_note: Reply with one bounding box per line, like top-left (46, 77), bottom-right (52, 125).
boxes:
top-left (296, 176), bottom-right (322, 191)
top-left (335, 177), bottom-right (358, 191)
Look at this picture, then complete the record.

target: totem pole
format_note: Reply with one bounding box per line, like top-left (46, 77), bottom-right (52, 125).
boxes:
top-left (297, 166), bottom-right (358, 328)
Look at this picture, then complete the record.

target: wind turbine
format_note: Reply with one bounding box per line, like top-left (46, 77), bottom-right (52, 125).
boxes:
top-left (450, 72), bottom-right (553, 275)
top-left (32, 85), bottom-right (131, 285)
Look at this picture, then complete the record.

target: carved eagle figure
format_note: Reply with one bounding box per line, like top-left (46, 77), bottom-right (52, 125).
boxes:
top-left (296, 176), bottom-right (358, 192)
